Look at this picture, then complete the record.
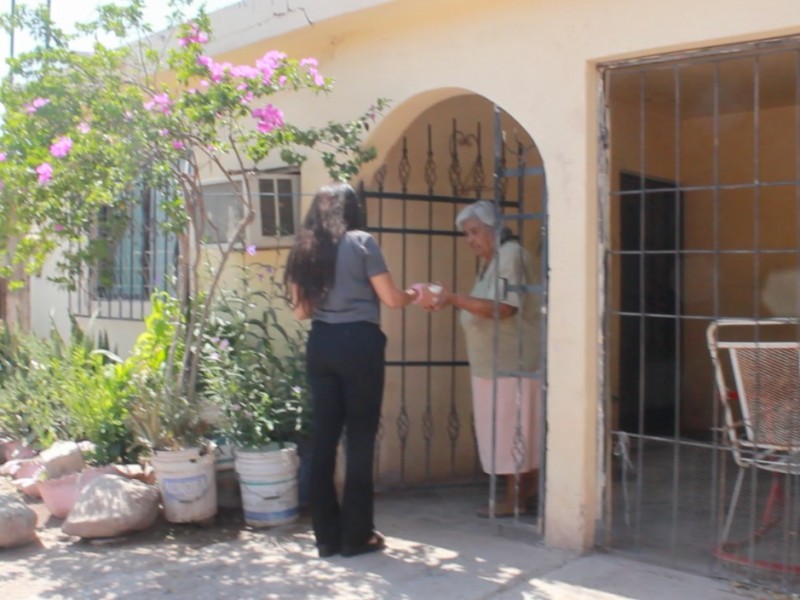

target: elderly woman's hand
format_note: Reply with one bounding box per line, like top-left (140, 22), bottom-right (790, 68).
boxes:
top-left (428, 282), bottom-right (451, 311)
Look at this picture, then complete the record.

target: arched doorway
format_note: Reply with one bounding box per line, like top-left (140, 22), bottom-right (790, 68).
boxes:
top-left (359, 92), bottom-right (548, 530)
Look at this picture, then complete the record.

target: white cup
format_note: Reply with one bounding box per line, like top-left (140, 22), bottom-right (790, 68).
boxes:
top-left (428, 284), bottom-right (443, 295)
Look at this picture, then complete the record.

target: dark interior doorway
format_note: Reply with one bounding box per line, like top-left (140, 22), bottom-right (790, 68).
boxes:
top-left (618, 172), bottom-right (682, 436)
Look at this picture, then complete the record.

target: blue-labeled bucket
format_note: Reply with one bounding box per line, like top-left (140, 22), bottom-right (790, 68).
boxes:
top-left (151, 447), bottom-right (217, 523)
top-left (235, 443), bottom-right (299, 527)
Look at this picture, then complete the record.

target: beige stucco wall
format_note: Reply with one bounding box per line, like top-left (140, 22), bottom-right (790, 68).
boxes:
top-left (28, 0), bottom-right (800, 551)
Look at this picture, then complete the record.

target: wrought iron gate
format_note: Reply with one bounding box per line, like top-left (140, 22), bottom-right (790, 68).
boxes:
top-left (359, 103), bottom-right (548, 530)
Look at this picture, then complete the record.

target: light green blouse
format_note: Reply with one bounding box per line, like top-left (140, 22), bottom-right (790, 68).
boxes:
top-left (459, 240), bottom-right (541, 379)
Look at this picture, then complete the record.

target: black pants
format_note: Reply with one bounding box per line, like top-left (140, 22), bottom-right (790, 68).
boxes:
top-left (306, 320), bottom-right (386, 548)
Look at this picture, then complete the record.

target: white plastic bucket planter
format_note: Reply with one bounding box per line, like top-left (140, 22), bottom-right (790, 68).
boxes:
top-left (151, 447), bottom-right (217, 523)
top-left (235, 443), bottom-right (299, 527)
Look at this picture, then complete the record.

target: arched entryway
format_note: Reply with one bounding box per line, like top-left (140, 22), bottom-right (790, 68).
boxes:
top-left (358, 91), bottom-right (549, 531)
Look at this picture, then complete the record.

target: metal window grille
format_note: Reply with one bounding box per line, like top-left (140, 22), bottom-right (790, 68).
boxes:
top-left (70, 185), bottom-right (177, 321)
top-left (601, 36), bottom-right (800, 592)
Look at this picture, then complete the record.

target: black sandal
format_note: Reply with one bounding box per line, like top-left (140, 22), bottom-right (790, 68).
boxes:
top-left (341, 532), bottom-right (386, 558)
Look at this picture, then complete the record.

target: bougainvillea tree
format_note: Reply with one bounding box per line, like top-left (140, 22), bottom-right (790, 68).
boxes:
top-left (0, 0), bottom-right (385, 446)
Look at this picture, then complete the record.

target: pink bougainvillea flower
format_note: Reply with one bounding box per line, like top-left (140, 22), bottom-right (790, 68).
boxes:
top-left (240, 91), bottom-right (254, 105)
top-left (0, 152), bottom-right (6, 162)
top-left (277, 75), bottom-right (287, 87)
top-left (50, 136), bottom-right (73, 158)
top-left (246, 244), bottom-right (256, 256)
top-left (256, 50), bottom-right (286, 83)
top-left (300, 58), bottom-right (325, 86)
top-left (77, 122), bottom-right (91, 134)
top-left (209, 61), bottom-right (232, 83)
top-left (159, 129), bottom-right (170, 137)
top-left (36, 163), bottom-right (53, 184)
top-left (231, 65), bottom-right (259, 79)
top-left (252, 104), bottom-right (284, 134)
top-left (178, 23), bottom-right (208, 46)
top-left (172, 140), bottom-right (186, 150)
top-left (25, 97), bottom-right (50, 114)
top-left (197, 55), bottom-right (214, 69)
top-left (53, 224), bottom-right (64, 232)
top-left (200, 79), bottom-right (210, 88)
top-left (144, 93), bottom-right (172, 114)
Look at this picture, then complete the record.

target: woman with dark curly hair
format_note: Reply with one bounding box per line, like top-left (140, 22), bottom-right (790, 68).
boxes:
top-left (285, 182), bottom-right (435, 558)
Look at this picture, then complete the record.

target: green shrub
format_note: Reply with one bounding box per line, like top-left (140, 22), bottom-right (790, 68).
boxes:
top-left (0, 318), bottom-right (136, 463)
top-left (201, 264), bottom-right (310, 449)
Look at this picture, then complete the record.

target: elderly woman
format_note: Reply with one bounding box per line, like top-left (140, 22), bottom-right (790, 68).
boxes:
top-left (436, 200), bottom-right (542, 516)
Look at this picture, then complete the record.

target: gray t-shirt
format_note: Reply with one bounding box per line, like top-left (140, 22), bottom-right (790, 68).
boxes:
top-left (313, 230), bottom-right (389, 325)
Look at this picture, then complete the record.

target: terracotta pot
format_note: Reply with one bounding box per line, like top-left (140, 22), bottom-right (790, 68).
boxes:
top-left (3, 457), bottom-right (42, 479)
top-left (39, 466), bottom-right (116, 520)
top-left (2, 441), bottom-right (36, 462)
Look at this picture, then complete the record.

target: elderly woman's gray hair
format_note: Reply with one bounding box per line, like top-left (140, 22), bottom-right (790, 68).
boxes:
top-left (455, 200), bottom-right (497, 231)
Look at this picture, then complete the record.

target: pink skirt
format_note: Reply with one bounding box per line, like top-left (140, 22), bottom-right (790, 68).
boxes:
top-left (471, 376), bottom-right (542, 475)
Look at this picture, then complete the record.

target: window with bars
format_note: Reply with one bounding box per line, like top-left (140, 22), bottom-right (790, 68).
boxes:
top-left (69, 184), bottom-right (177, 320)
top-left (94, 184), bottom-right (176, 302)
top-left (200, 174), bottom-right (300, 247)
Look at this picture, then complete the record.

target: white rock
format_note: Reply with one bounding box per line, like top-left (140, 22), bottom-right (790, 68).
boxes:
top-left (77, 441), bottom-right (97, 456)
top-left (40, 441), bottom-right (84, 480)
top-left (0, 493), bottom-right (37, 548)
top-left (62, 474), bottom-right (159, 539)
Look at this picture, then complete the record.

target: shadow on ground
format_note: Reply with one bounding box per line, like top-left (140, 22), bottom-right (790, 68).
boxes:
top-left (1, 485), bottom-right (572, 600)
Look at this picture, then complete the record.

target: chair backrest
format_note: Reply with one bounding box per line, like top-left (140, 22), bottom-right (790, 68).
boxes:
top-left (707, 319), bottom-right (800, 455)
top-left (730, 343), bottom-right (800, 448)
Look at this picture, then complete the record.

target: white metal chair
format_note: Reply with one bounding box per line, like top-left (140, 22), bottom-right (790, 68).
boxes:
top-left (707, 319), bottom-right (800, 570)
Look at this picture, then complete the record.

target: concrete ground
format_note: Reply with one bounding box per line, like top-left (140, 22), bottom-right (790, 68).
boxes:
top-left (0, 484), bottom-right (771, 600)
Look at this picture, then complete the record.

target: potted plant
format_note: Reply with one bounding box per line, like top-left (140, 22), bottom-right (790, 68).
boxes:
top-left (122, 291), bottom-right (218, 524)
top-left (201, 264), bottom-right (310, 527)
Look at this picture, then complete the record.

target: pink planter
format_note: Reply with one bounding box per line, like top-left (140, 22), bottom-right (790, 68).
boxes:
top-left (1, 441), bottom-right (36, 462)
top-left (39, 466), bottom-right (117, 519)
top-left (4, 457), bottom-right (43, 479)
